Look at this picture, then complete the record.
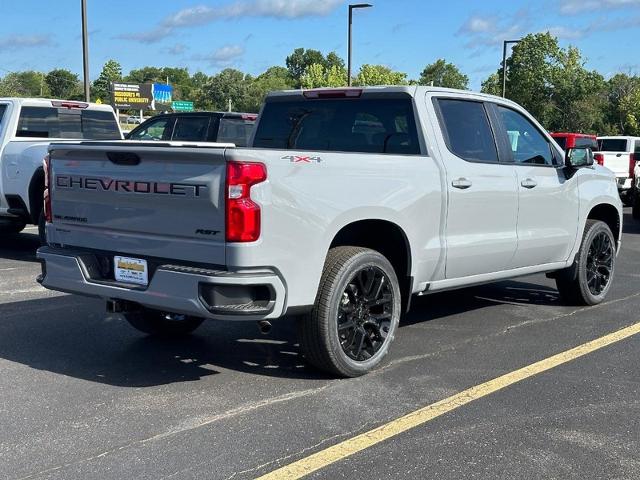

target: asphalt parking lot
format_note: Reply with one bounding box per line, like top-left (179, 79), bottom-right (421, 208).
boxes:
top-left (1, 215), bottom-right (639, 480)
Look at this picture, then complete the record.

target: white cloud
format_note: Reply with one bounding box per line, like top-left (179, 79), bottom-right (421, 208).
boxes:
top-left (0, 35), bottom-right (52, 51)
top-left (168, 43), bottom-right (188, 55)
top-left (559, 0), bottom-right (640, 14)
top-left (209, 44), bottom-right (245, 62)
top-left (193, 44), bottom-right (246, 66)
top-left (119, 0), bottom-right (344, 44)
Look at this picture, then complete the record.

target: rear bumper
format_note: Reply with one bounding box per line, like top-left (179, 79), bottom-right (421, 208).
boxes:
top-left (36, 246), bottom-right (287, 321)
top-left (615, 176), bottom-right (632, 191)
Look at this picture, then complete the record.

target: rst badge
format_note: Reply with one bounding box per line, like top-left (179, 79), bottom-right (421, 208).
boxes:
top-left (281, 155), bottom-right (322, 163)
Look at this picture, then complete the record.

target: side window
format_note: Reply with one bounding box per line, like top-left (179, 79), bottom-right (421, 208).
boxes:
top-left (129, 118), bottom-right (174, 141)
top-left (436, 99), bottom-right (498, 163)
top-left (0, 104), bottom-right (7, 127)
top-left (575, 137), bottom-right (597, 150)
top-left (496, 106), bottom-right (554, 166)
top-left (172, 116), bottom-right (210, 142)
top-left (635, 141), bottom-right (640, 154)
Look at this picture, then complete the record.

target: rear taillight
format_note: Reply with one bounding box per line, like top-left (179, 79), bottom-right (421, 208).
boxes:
top-left (629, 153), bottom-right (636, 179)
top-left (43, 154), bottom-right (52, 223)
top-left (225, 162), bottom-right (267, 242)
top-left (594, 153), bottom-right (604, 166)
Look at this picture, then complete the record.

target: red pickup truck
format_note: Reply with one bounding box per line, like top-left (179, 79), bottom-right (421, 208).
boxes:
top-left (550, 132), bottom-right (598, 151)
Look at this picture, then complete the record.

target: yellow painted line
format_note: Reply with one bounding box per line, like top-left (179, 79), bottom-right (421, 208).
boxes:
top-left (257, 322), bottom-right (640, 480)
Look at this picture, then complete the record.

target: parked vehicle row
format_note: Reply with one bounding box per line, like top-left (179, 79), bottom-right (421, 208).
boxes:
top-left (37, 86), bottom-right (623, 377)
top-left (125, 111), bottom-right (257, 146)
top-left (0, 98), bottom-right (122, 240)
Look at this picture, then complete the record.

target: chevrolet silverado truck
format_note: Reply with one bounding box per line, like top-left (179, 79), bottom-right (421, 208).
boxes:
top-left (37, 87), bottom-right (623, 377)
top-left (0, 98), bottom-right (122, 240)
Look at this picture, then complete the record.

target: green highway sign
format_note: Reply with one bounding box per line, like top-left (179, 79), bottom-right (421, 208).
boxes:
top-left (172, 101), bottom-right (194, 112)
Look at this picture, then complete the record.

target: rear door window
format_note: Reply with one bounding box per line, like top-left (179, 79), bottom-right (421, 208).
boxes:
top-left (253, 97), bottom-right (420, 154)
top-left (436, 99), bottom-right (498, 163)
top-left (16, 107), bottom-right (120, 139)
top-left (128, 117), bottom-right (175, 141)
top-left (172, 116), bottom-right (210, 142)
top-left (635, 141), bottom-right (640, 153)
top-left (0, 104), bottom-right (7, 126)
top-left (217, 117), bottom-right (255, 146)
top-left (598, 139), bottom-right (628, 152)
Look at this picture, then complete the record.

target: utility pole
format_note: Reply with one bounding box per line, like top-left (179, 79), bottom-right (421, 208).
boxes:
top-left (347, 4), bottom-right (373, 87)
top-left (502, 39), bottom-right (521, 98)
top-left (81, 0), bottom-right (90, 102)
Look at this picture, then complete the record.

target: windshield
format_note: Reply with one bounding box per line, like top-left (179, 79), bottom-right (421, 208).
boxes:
top-left (16, 106), bottom-right (121, 140)
top-left (217, 117), bottom-right (255, 147)
top-left (598, 139), bottom-right (628, 152)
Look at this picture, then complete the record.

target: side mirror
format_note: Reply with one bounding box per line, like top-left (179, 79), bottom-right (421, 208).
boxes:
top-left (565, 147), bottom-right (594, 168)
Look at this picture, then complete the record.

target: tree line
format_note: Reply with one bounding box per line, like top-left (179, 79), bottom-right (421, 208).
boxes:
top-left (1, 34), bottom-right (638, 135)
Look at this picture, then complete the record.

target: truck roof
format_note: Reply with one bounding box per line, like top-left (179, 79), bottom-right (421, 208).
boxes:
top-left (265, 85), bottom-right (524, 109)
top-left (0, 97), bottom-right (115, 112)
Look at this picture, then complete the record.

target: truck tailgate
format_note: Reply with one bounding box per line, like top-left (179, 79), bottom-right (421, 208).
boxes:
top-left (601, 152), bottom-right (630, 178)
top-left (48, 143), bottom-right (227, 265)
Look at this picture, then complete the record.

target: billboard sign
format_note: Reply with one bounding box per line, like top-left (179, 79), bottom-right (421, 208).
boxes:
top-left (153, 83), bottom-right (173, 104)
top-left (111, 83), bottom-right (153, 109)
top-left (172, 101), bottom-right (194, 112)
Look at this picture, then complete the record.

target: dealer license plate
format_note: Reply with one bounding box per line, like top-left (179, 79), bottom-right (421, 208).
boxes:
top-left (114, 256), bottom-right (148, 286)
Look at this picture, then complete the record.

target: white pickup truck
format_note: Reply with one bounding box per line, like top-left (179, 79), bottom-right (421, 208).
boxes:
top-left (595, 136), bottom-right (640, 204)
top-left (37, 87), bottom-right (623, 377)
top-left (0, 98), bottom-right (122, 239)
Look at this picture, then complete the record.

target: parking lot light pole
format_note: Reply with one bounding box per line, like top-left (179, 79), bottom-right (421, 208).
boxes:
top-left (502, 39), bottom-right (521, 98)
top-left (348, 3), bottom-right (372, 87)
top-left (81, 0), bottom-right (90, 102)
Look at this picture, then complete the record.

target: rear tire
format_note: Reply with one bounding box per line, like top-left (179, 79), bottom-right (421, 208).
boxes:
top-left (0, 219), bottom-right (26, 234)
top-left (122, 308), bottom-right (205, 336)
top-left (298, 246), bottom-right (401, 378)
top-left (633, 189), bottom-right (640, 220)
top-left (556, 220), bottom-right (616, 306)
top-left (38, 210), bottom-right (46, 245)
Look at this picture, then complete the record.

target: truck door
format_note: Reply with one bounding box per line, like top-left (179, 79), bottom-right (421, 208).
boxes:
top-left (432, 97), bottom-right (518, 279)
top-left (491, 104), bottom-right (580, 268)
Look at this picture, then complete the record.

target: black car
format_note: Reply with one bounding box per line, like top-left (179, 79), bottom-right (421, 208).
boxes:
top-left (125, 111), bottom-right (257, 146)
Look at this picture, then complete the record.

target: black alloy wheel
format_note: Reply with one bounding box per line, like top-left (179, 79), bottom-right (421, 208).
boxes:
top-left (585, 231), bottom-right (613, 296)
top-left (337, 266), bottom-right (393, 362)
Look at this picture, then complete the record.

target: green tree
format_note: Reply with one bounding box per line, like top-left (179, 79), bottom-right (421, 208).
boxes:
top-left (481, 32), bottom-right (608, 133)
top-left (45, 69), bottom-right (80, 99)
top-left (91, 60), bottom-right (122, 102)
top-left (604, 73), bottom-right (640, 135)
top-left (245, 66), bottom-right (294, 112)
top-left (286, 48), bottom-right (325, 85)
top-left (285, 48), bottom-right (345, 87)
top-left (354, 64), bottom-right (407, 86)
top-left (300, 63), bottom-right (347, 88)
top-left (419, 59), bottom-right (469, 89)
top-left (0, 71), bottom-right (47, 97)
top-left (200, 68), bottom-right (251, 111)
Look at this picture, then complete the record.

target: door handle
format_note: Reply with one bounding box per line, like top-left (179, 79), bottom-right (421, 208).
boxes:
top-left (452, 178), bottom-right (472, 189)
top-left (521, 178), bottom-right (538, 189)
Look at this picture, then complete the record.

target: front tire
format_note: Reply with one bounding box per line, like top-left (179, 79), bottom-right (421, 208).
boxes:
top-left (556, 220), bottom-right (616, 306)
top-left (122, 308), bottom-right (204, 336)
top-left (298, 246), bottom-right (401, 377)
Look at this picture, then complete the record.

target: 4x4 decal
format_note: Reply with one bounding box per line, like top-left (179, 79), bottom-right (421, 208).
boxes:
top-left (281, 155), bottom-right (323, 163)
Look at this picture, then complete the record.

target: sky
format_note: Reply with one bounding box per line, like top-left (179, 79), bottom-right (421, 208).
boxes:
top-left (1, 0), bottom-right (640, 90)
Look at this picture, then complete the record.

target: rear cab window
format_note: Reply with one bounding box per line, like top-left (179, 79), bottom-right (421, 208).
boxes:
top-left (553, 136), bottom-right (567, 150)
top-left (16, 106), bottom-right (120, 139)
top-left (253, 96), bottom-right (420, 155)
top-left (598, 139), bottom-right (628, 152)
